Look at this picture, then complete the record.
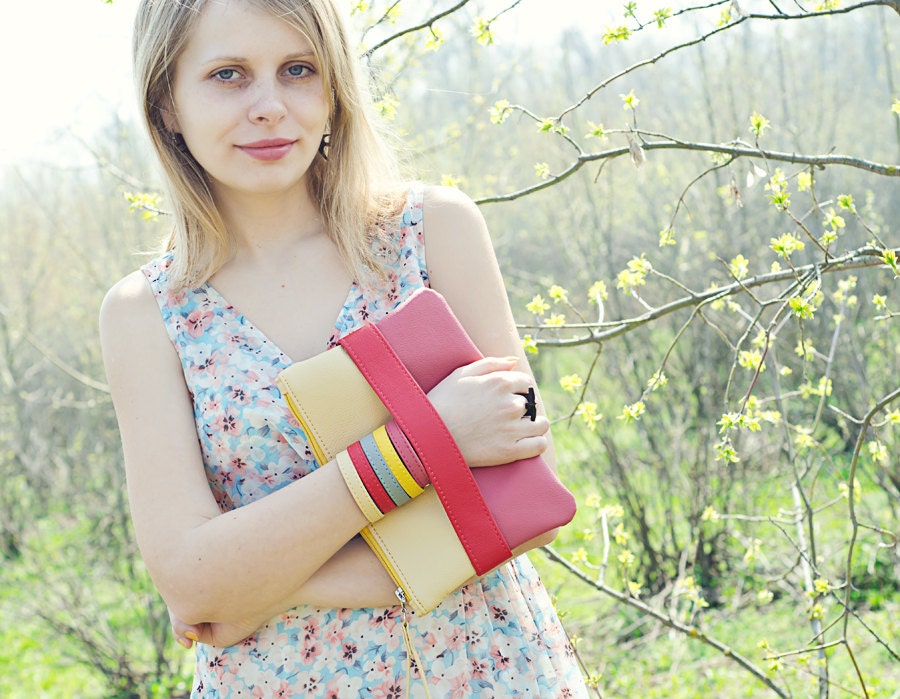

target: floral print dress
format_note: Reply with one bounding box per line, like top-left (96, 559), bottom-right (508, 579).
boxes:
top-left (142, 188), bottom-right (588, 698)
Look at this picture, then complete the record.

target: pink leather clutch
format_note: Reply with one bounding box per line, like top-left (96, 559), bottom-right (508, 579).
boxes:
top-left (276, 287), bottom-right (577, 613)
top-left (338, 290), bottom-right (576, 563)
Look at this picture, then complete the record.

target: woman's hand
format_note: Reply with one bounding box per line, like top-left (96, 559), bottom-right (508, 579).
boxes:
top-left (170, 607), bottom-right (201, 649)
top-left (427, 356), bottom-right (549, 467)
top-left (169, 608), bottom-right (260, 649)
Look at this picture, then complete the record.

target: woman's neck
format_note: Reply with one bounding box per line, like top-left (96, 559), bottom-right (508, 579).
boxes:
top-left (215, 184), bottom-right (324, 259)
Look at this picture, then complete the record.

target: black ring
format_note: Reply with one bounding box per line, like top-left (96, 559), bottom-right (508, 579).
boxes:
top-left (517, 386), bottom-right (537, 421)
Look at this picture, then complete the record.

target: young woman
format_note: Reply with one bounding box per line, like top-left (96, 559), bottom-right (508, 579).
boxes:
top-left (100, 0), bottom-right (588, 696)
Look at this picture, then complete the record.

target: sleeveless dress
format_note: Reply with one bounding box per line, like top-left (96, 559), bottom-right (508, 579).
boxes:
top-left (142, 188), bottom-right (588, 698)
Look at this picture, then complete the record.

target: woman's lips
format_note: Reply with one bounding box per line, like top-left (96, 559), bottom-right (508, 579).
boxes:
top-left (236, 139), bottom-right (296, 161)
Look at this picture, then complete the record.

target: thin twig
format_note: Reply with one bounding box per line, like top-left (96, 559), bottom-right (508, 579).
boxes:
top-left (555, 2), bottom-right (899, 121)
top-left (362, 1), bottom-right (473, 59)
top-left (541, 545), bottom-right (790, 698)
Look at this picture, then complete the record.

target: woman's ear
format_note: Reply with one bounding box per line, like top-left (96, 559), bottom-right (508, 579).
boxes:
top-left (158, 99), bottom-right (180, 134)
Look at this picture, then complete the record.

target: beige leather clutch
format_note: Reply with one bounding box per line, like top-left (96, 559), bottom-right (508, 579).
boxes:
top-left (277, 348), bottom-right (477, 614)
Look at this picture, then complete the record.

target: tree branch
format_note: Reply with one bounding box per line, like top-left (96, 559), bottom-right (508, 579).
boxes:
top-left (476, 139), bottom-right (898, 205)
top-left (362, 0), bottom-right (473, 59)
top-left (0, 305), bottom-right (109, 393)
top-left (518, 247), bottom-right (895, 347)
top-left (841, 384), bottom-right (900, 641)
top-left (556, 1), bottom-right (898, 122)
top-left (541, 545), bottom-right (790, 699)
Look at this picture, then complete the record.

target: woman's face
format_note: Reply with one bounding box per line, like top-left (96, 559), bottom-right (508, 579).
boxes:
top-left (166, 0), bottom-right (330, 203)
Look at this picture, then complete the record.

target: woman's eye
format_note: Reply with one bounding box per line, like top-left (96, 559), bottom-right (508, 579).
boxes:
top-left (213, 68), bottom-right (239, 81)
top-left (285, 64), bottom-right (311, 78)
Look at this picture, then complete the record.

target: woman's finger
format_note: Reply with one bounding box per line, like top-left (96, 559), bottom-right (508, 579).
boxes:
top-left (169, 608), bottom-right (202, 649)
top-left (455, 355), bottom-right (518, 377)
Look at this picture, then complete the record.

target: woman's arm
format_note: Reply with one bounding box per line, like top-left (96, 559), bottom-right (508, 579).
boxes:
top-left (171, 530), bottom-right (549, 649)
top-left (422, 184), bottom-right (561, 549)
top-left (100, 267), bottom-right (549, 627)
top-left (170, 536), bottom-right (397, 648)
top-left (100, 272), bottom-right (374, 625)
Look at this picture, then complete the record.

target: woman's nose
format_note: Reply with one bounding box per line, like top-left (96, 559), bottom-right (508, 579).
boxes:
top-left (248, 80), bottom-right (288, 123)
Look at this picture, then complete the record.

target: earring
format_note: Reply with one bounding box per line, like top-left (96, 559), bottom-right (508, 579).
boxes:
top-left (318, 133), bottom-right (330, 161)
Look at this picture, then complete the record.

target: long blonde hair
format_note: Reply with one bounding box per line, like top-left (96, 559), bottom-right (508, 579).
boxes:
top-left (133, 0), bottom-right (406, 290)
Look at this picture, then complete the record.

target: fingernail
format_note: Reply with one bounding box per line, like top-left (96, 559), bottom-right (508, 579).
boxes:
top-left (504, 356), bottom-right (519, 363)
top-left (185, 631), bottom-right (200, 642)
top-left (178, 637), bottom-right (192, 649)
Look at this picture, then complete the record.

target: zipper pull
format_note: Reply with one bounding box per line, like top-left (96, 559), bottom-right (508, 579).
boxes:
top-left (395, 586), bottom-right (432, 699)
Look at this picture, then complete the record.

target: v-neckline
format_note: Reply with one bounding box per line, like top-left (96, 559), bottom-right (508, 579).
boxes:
top-left (202, 279), bottom-right (359, 365)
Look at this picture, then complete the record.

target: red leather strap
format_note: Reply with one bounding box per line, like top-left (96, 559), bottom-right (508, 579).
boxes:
top-left (339, 323), bottom-right (511, 575)
top-left (385, 420), bottom-right (429, 489)
top-left (348, 441), bottom-right (394, 515)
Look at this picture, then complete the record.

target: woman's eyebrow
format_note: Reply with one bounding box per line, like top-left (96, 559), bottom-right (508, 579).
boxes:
top-left (199, 50), bottom-right (317, 66)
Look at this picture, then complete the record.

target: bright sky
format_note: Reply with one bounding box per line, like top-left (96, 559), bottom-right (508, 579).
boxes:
top-left (0, 0), bottom-right (136, 169)
top-left (0, 0), bottom-right (628, 170)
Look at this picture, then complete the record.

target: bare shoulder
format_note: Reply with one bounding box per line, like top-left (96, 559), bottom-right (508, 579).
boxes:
top-left (421, 186), bottom-right (495, 287)
top-left (422, 183), bottom-right (478, 210)
top-left (99, 269), bottom-right (169, 360)
top-left (421, 185), bottom-right (486, 240)
top-left (101, 269), bottom-right (155, 317)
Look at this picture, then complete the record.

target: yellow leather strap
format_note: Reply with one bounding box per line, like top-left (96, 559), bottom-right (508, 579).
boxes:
top-left (360, 433), bottom-right (410, 508)
top-left (373, 425), bottom-right (424, 499)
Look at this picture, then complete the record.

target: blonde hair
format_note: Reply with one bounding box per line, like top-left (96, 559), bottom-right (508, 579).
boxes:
top-left (133, 0), bottom-right (406, 290)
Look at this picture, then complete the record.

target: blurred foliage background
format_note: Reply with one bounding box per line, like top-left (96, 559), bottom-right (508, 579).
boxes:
top-left (1, 1), bottom-right (898, 697)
